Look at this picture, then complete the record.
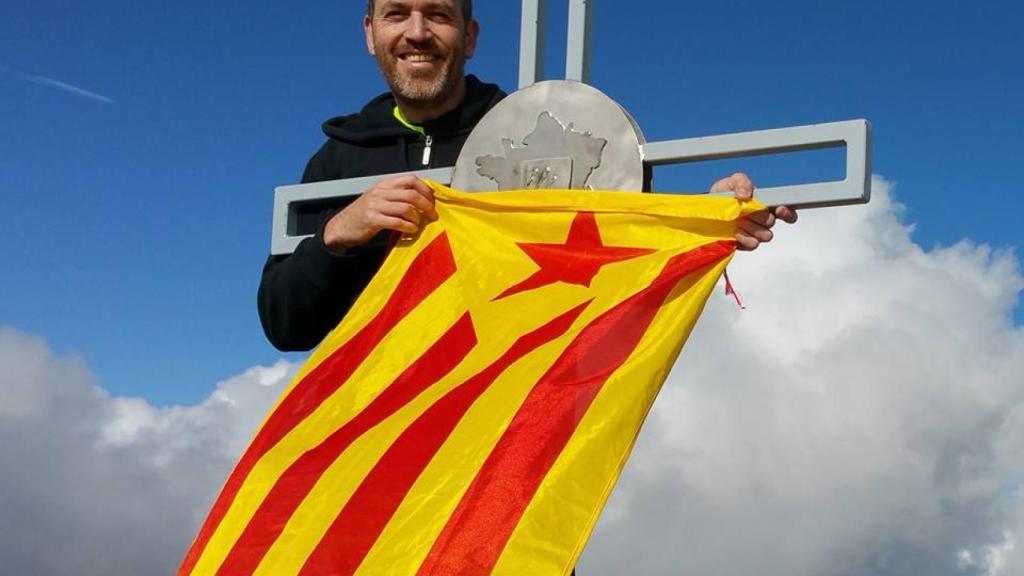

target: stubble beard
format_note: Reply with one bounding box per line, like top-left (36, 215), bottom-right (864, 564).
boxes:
top-left (378, 43), bottom-right (465, 108)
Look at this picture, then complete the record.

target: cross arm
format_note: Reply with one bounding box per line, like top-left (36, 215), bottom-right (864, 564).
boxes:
top-left (642, 119), bottom-right (872, 209)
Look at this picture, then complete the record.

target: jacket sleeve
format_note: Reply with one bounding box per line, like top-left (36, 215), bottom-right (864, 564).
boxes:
top-left (257, 227), bottom-right (386, 351)
top-left (256, 150), bottom-right (387, 351)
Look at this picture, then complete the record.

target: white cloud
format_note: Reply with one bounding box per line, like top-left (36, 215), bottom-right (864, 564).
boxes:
top-left (0, 176), bottom-right (1020, 575)
top-left (959, 532), bottom-right (1016, 576)
top-left (0, 329), bottom-right (294, 576)
top-left (578, 177), bottom-right (1023, 576)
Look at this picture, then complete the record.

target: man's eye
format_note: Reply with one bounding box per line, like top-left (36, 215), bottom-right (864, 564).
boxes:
top-left (428, 11), bottom-right (453, 22)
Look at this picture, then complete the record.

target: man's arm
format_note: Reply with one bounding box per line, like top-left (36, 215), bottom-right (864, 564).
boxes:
top-left (257, 175), bottom-right (437, 351)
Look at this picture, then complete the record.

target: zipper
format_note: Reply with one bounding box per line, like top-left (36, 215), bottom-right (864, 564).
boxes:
top-left (421, 135), bottom-right (433, 167)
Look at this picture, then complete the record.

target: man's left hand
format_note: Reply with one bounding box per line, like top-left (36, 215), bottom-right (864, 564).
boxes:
top-left (710, 172), bottom-right (798, 251)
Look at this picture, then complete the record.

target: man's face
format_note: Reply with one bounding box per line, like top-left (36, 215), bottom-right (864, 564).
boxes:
top-left (364, 0), bottom-right (478, 106)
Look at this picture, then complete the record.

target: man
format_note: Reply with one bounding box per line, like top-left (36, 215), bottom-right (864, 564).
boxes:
top-left (258, 0), bottom-right (794, 352)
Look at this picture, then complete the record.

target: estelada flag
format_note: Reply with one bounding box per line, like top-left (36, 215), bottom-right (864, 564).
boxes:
top-left (180, 182), bottom-right (764, 576)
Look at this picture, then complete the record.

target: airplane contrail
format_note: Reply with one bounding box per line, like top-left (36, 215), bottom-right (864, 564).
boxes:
top-left (4, 68), bottom-right (117, 104)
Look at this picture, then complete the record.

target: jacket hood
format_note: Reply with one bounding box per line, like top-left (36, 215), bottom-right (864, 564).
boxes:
top-left (322, 75), bottom-right (504, 144)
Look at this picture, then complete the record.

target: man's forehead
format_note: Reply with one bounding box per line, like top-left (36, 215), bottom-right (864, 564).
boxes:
top-left (375, 0), bottom-right (461, 13)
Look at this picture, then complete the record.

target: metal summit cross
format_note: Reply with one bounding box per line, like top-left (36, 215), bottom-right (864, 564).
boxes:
top-left (269, 0), bottom-right (872, 255)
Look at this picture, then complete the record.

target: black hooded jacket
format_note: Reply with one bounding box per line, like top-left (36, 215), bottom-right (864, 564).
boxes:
top-left (258, 75), bottom-right (506, 351)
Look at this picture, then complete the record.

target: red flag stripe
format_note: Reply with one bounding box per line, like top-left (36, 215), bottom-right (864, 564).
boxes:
top-left (298, 301), bottom-right (591, 576)
top-left (216, 313), bottom-right (478, 575)
top-left (179, 233), bottom-right (457, 576)
top-left (417, 240), bottom-right (735, 575)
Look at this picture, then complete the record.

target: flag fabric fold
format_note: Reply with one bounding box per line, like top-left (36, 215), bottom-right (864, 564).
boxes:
top-left (181, 183), bottom-right (764, 576)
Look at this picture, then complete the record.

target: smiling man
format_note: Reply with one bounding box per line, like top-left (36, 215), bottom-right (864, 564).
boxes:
top-left (258, 0), bottom-right (791, 353)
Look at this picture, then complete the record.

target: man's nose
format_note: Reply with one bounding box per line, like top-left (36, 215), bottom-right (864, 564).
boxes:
top-left (403, 12), bottom-right (432, 43)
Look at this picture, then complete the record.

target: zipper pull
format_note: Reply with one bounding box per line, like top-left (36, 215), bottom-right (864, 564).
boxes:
top-left (421, 135), bottom-right (433, 167)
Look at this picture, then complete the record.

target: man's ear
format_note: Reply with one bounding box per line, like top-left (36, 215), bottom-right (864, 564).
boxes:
top-left (464, 18), bottom-right (479, 59)
top-left (364, 15), bottom-right (376, 55)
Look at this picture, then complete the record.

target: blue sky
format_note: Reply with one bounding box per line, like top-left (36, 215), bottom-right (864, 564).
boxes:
top-left (2, 0), bottom-right (1021, 407)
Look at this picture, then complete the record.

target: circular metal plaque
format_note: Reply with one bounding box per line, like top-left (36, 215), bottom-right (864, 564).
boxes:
top-left (452, 80), bottom-right (646, 192)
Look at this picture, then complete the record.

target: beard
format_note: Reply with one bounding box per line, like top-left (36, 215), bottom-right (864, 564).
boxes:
top-left (376, 41), bottom-right (466, 107)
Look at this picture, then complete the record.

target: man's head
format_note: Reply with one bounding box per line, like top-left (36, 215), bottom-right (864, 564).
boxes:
top-left (364, 0), bottom-right (479, 114)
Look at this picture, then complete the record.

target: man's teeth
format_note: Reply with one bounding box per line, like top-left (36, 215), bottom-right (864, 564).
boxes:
top-left (403, 54), bottom-right (434, 62)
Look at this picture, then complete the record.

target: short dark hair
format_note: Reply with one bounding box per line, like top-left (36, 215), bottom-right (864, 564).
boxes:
top-left (367, 0), bottom-right (473, 23)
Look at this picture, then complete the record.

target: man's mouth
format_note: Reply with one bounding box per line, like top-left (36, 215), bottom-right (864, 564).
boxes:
top-left (399, 53), bottom-right (438, 63)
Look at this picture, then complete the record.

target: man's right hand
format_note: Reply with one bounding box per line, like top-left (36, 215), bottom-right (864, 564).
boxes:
top-left (322, 175), bottom-right (439, 251)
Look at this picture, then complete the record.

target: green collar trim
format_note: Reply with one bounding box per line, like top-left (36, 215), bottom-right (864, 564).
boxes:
top-left (393, 106), bottom-right (425, 135)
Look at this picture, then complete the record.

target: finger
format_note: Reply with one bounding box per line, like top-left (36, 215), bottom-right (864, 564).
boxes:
top-left (731, 172), bottom-right (754, 200)
top-left (710, 173), bottom-right (752, 200)
top-left (712, 173), bottom-right (754, 200)
top-left (380, 174), bottom-right (426, 190)
top-left (773, 206), bottom-right (798, 224)
top-left (370, 213), bottom-right (419, 235)
top-left (406, 176), bottom-right (434, 198)
top-left (746, 210), bottom-right (776, 228)
top-left (393, 187), bottom-right (438, 221)
top-left (385, 187), bottom-right (436, 220)
top-left (379, 201), bottom-right (423, 227)
top-left (735, 230), bottom-right (759, 251)
top-left (399, 176), bottom-right (436, 203)
top-left (739, 219), bottom-right (774, 243)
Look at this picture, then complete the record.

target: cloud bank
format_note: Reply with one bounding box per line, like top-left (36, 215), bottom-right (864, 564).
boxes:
top-left (0, 331), bottom-right (293, 575)
top-left (0, 177), bottom-right (1020, 575)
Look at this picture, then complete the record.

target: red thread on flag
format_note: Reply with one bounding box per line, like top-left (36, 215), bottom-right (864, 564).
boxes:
top-left (723, 268), bottom-right (745, 309)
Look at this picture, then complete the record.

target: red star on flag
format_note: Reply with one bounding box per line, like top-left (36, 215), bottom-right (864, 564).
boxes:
top-left (496, 211), bottom-right (656, 300)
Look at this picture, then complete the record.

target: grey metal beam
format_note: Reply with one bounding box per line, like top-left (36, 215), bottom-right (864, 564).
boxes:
top-left (642, 119), bottom-right (872, 209)
top-left (270, 167), bottom-right (453, 255)
top-left (518, 0), bottom-right (546, 89)
top-left (565, 0), bottom-right (593, 83)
